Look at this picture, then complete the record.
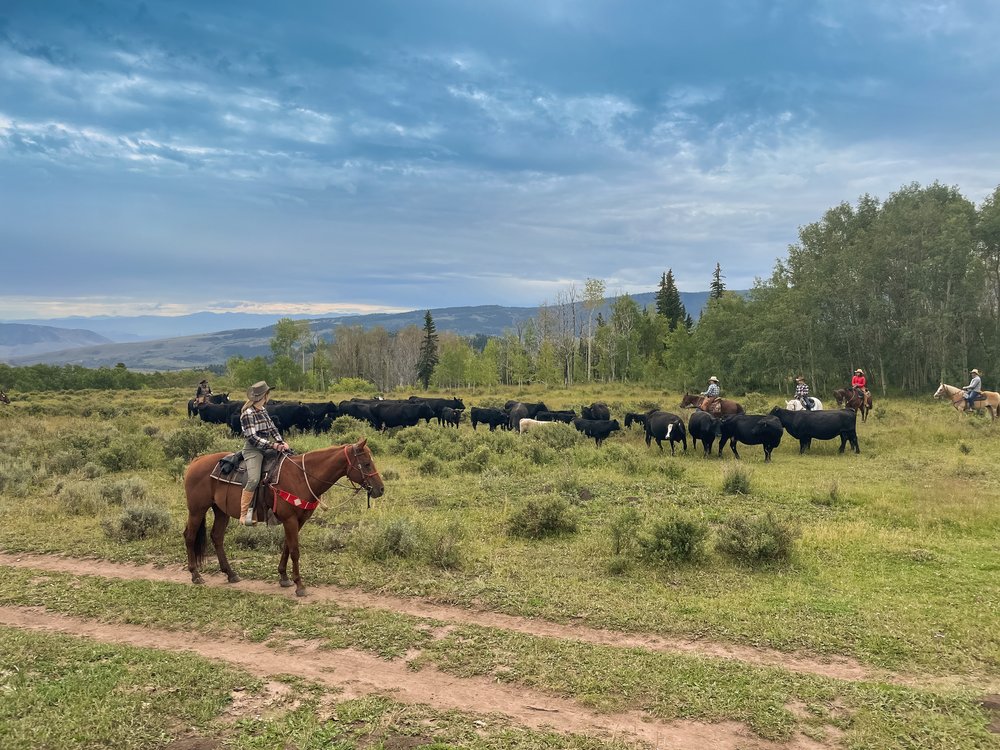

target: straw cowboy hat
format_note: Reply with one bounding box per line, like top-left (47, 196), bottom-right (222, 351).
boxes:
top-left (971, 368), bottom-right (981, 375)
top-left (854, 369), bottom-right (864, 375)
top-left (795, 375), bottom-right (805, 382)
top-left (247, 380), bottom-right (271, 401)
top-left (709, 376), bottom-right (719, 383)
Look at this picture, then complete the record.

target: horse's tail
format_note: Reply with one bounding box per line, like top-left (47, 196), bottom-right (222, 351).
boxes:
top-left (192, 516), bottom-right (207, 568)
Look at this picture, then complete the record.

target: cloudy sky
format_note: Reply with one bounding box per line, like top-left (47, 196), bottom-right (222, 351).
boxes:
top-left (2, 1), bottom-right (999, 320)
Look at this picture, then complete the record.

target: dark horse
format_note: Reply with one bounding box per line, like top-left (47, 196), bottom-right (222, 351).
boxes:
top-left (0, 390), bottom-right (9, 404)
top-left (679, 393), bottom-right (745, 416)
top-left (183, 437), bottom-right (384, 597)
top-left (833, 388), bottom-right (872, 422)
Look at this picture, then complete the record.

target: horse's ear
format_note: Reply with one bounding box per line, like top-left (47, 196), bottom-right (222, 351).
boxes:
top-left (357, 437), bottom-right (367, 448)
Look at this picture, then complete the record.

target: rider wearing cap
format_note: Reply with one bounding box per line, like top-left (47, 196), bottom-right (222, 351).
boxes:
top-left (239, 381), bottom-right (290, 527)
top-left (964, 369), bottom-right (983, 412)
top-left (851, 369), bottom-right (867, 402)
top-left (700, 376), bottom-right (721, 414)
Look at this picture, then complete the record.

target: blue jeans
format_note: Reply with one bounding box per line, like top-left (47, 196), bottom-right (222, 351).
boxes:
top-left (966, 391), bottom-right (981, 410)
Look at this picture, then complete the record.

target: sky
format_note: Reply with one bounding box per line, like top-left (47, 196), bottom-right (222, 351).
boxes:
top-left (2, 1), bottom-right (999, 321)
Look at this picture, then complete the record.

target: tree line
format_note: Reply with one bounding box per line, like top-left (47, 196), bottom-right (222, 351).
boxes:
top-left (4, 180), bottom-right (998, 396)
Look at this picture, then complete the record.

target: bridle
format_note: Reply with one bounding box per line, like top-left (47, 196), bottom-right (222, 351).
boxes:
top-left (283, 443), bottom-right (382, 509)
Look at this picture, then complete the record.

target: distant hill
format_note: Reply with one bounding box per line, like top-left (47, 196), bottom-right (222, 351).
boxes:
top-left (7, 291), bottom-right (726, 371)
top-left (0, 323), bottom-right (113, 361)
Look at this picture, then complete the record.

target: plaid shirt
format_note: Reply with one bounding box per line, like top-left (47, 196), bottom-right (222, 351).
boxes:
top-left (702, 383), bottom-right (720, 398)
top-left (795, 382), bottom-right (810, 398)
top-left (240, 405), bottom-right (283, 450)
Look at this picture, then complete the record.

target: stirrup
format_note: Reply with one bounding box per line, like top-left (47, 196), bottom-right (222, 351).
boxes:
top-left (242, 509), bottom-right (256, 527)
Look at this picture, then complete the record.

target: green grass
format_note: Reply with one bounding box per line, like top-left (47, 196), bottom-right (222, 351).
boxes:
top-left (1, 387), bottom-right (999, 745)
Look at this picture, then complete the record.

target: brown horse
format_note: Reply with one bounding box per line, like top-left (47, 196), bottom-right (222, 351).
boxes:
top-left (679, 393), bottom-right (745, 416)
top-left (833, 388), bottom-right (872, 422)
top-left (183, 437), bottom-right (384, 596)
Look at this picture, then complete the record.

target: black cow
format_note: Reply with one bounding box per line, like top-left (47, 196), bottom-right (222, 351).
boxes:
top-left (196, 401), bottom-right (241, 425)
top-left (470, 406), bottom-right (508, 431)
top-left (188, 393), bottom-right (229, 417)
top-left (644, 411), bottom-right (687, 455)
top-left (581, 402), bottom-right (611, 421)
top-left (506, 400), bottom-right (549, 431)
top-left (337, 400), bottom-right (380, 429)
top-left (313, 415), bottom-right (334, 434)
top-left (688, 411), bottom-right (722, 457)
top-left (267, 402), bottom-right (313, 433)
top-left (535, 409), bottom-right (577, 423)
top-left (769, 407), bottom-right (860, 454)
top-left (372, 400), bottom-right (434, 430)
top-left (408, 396), bottom-right (465, 425)
top-left (440, 406), bottom-right (461, 428)
top-left (504, 400), bottom-right (548, 416)
top-left (572, 417), bottom-right (621, 447)
top-left (624, 412), bottom-right (649, 429)
top-left (719, 415), bottom-right (783, 462)
top-left (300, 401), bottom-right (339, 431)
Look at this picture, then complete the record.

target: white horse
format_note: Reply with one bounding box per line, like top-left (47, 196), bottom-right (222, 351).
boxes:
top-left (933, 383), bottom-right (999, 421)
top-left (785, 397), bottom-right (824, 411)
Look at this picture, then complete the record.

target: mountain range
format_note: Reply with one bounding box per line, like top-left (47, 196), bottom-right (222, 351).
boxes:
top-left (2, 291), bottom-right (719, 370)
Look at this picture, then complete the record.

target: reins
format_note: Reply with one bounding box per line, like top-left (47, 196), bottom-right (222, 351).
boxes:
top-left (281, 444), bottom-right (382, 509)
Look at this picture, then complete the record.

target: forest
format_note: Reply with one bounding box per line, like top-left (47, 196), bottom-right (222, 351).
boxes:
top-left (3, 181), bottom-right (1000, 397)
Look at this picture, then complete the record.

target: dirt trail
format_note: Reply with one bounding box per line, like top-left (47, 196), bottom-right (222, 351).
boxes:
top-left (0, 551), bottom-right (874, 683)
top-left (0, 605), bottom-right (823, 750)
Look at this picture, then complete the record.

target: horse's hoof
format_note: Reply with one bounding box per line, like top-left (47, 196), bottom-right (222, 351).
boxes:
top-left (227, 573), bottom-right (241, 584)
top-left (279, 579), bottom-right (293, 588)
top-left (296, 588), bottom-right (307, 597)
top-left (193, 577), bottom-right (205, 585)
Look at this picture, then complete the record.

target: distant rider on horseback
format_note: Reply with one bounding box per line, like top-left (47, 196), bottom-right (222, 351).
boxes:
top-left (964, 369), bottom-right (983, 412)
top-left (851, 369), bottom-right (869, 404)
top-left (700, 376), bottom-right (721, 414)
top-left (795, 375), bottom-right (814, 410)
top-left (195, 379), bottom-right (212, 408)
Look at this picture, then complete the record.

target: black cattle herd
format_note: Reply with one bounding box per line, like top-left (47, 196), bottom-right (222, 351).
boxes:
top-left (189, 393), bottom-right (861, 462)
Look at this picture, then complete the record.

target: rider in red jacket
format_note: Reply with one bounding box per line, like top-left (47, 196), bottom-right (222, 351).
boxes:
top-left (851, 369), bottom-right (868, 403)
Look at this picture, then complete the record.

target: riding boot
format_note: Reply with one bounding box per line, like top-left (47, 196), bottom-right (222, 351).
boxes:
top-left (239, 490), bottom-right (256, 526)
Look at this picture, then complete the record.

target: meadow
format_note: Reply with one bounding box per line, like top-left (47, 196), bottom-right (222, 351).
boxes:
top-left (0, 385), bottom-right (997, 749)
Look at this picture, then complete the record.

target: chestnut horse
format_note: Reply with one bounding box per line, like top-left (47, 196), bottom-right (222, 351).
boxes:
top-left (679, 393), bottom-right (745, 416)
top-left (833, 388), bottom-right (872, 422)
top-left (183, 437), bottom-right (384, 596)
top-left (933, 383), bottom-right (999, 421)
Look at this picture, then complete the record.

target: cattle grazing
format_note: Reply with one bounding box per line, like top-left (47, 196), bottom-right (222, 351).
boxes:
top-left (441, 406), bottom-right (461, 428)
top-left (719, 415), bottom-right (783, 462)
top-left (300, 401), bottom-right (339, 431)
top-left (504, 400), bottom-right (549, 431)
top-left (188, 393), bottom-right (229, 418)
top-left (337, 400), bottom-right (380, 429)
top-left (266, 402), bottom-right (313, 434)
top-left (643, 411), bottom-right (687, 455)
top-left (769, 407), bottom-right (860, 454)
top-left (313, 415), bottom-right (334, 434)
top-left (572, 417), bottom-right (621, 447)
top-left (688, 411), bottom-right (722, 457)
top-left (408, 396), bottom-right (465, 425)
top-left (624, 412), bottom-right (648, 429)
top-left (535, 409), bottom-right (577, 423)
top-left (470, 406), bottom-right (508, 431)
top-left (196, 401), bottom-right (242, 425)
top-left (371, 400), bottom-right (434, 430)
top-left (581, 402), bottom-right (611, 421)
top-left (519, 417), bottom-right (561, 434)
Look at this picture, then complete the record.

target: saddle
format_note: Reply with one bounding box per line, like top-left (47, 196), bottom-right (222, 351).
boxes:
top-left (702, 397), bottom-right (722, 416)
top-left (211, 450), bottom-right (288, 524)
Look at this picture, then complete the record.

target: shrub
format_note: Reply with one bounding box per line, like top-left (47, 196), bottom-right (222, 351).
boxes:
top-left (526, 423), bottom-right (578, 451)
top-left (0, 458), bottom-right (40, 495)
top-left (418, 456), bottom-right (447, 476)
top-left (427, 519), bottom-right (466, 570)
top-left (606, 555), bottom-right (632, 576)
top-left (102, 505), bottom-right (173, 542)
top-left (163, 424), bottom-right (217, 461)
top-left (507, 496), bottom-right (578, 539)
top-left (639, 512), bottom-right (710, 564)
top-left (82, 462), bottom-right (106, 479)
top-left (231, 524), bottom-right (286, 551)
top-left (722, 464), bottom-right (752, 495)
top-left (96, 435), bottom-right (156, 473)
top-left (459, 445), bottom-right (491, 474)
top-left (60, 482), bottom-right (107, 516)
top-left (100, 477), bottom-right (148, 506)
top-left (607, 505), bottom-right (642, 557)
top-left (716, 512), bottom-right (799, 564)
top-left (49, 450), bottom-right (86, 474)
top-left (352, 517), bottom-right (427, 561)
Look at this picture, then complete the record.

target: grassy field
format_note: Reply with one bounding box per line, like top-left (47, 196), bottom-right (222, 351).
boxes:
top-left (0, 385), bottom-right (998, 748)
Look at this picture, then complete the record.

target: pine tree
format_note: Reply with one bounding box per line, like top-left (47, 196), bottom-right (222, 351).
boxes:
top-left (655, 269), bottom-right (687, 331)
top-left (416, 310), bottom-right (439, 388)
top-left (710, 262), bottom-right (726, 299)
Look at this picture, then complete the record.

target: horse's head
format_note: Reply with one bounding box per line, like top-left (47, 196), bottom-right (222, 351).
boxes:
top-left (933, 383), bottom-right (946, 399)
top-left (679, 394), bottom-right (698, 408)
top-left (348, 437), bottom-right (384, 499)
